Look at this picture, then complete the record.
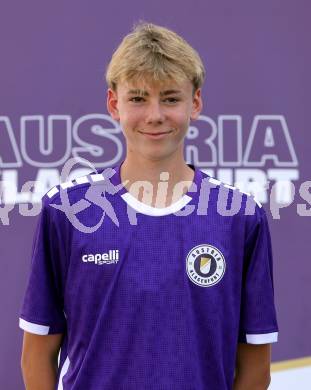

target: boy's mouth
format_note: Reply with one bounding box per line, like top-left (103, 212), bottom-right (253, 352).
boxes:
top-left (138, 130), bottom-right (172, 139)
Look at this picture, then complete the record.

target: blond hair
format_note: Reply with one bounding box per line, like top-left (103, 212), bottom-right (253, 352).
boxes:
top-left (105, 22), bottom-right (205, 93)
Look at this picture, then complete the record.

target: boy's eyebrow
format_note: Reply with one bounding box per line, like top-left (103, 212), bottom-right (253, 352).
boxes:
top-left (127, 89), bottom-right (182, 96)
top-left (160, 90), bottom-right (182, 96)
top-left (127, 89), bottom-right (148, 96)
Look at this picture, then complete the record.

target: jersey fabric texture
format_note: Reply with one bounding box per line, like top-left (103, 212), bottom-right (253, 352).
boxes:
top-left (19, 160), bottom-right (278, 390)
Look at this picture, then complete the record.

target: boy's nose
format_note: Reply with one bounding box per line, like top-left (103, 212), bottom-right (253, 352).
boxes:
top-left (145, 102), bottom-right (165, 125)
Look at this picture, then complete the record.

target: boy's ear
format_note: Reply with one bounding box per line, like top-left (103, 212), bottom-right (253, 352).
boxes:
top-left (107, 88), bottom-right (120, 121)
top-left (190, 88), bottom-right (203, 121)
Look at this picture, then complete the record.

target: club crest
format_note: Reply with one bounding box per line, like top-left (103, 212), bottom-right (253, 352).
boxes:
top-left (186, 244), bottom-right (226, 287)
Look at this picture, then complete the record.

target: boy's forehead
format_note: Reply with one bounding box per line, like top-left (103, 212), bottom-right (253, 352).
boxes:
top-left (117, 78), bottom-right (192, 95)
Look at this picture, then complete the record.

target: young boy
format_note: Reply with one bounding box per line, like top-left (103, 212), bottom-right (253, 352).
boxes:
top-left (20, 23), bottom-right (278, 389)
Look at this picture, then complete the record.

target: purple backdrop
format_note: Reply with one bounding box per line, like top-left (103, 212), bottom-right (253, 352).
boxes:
top-left (1, 1), bottom-right (310, 388)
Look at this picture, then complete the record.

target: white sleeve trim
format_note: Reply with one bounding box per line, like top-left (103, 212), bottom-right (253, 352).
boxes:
top-left (246, 332), bottom-right (278, 344)
top-left (19, 318), bottom-right (50, 335)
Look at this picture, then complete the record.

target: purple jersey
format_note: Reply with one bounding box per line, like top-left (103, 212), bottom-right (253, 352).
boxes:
top-left (19, 161), bottom-right (278, 389)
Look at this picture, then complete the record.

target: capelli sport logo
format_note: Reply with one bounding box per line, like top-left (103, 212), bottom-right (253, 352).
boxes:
top-left (82, 250), bottom-right (119, 265)
top-left (186, 244), bottom-right (226, 287)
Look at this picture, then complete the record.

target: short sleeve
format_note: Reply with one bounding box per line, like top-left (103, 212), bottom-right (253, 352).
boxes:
top-left (19, 198), bottom-right (66, 335)
top-left (238, 207), bottom-right (278, 344)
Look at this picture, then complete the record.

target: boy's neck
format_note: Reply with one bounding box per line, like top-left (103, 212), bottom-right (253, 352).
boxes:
top-left (120, 154), bottom-right (195, 208)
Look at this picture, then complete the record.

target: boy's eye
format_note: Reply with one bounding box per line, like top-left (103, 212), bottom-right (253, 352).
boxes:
top-left (164, 97), bottom-right (179, 103)
top-left (130, 96), bottom-right (145, 102)
top-left (129, 97), bottom-right (180, 103)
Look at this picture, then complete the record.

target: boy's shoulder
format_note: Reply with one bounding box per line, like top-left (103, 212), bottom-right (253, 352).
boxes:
top-left (199, 170), bottom-right (267, 229)
top-left (42, 166), bottom-right (122, 205)
top-left (42, 172), bottom-right (105, 204)
top-left (40, 167), bottom-right (123, 221)
top-left (38, 168), bottom-right (124, 233)
top-left (200, 170), bottom-right (262, 206)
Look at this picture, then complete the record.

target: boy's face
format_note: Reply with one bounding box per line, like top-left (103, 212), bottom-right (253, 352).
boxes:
top-left (107, 78), bottom-right (202, 161)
